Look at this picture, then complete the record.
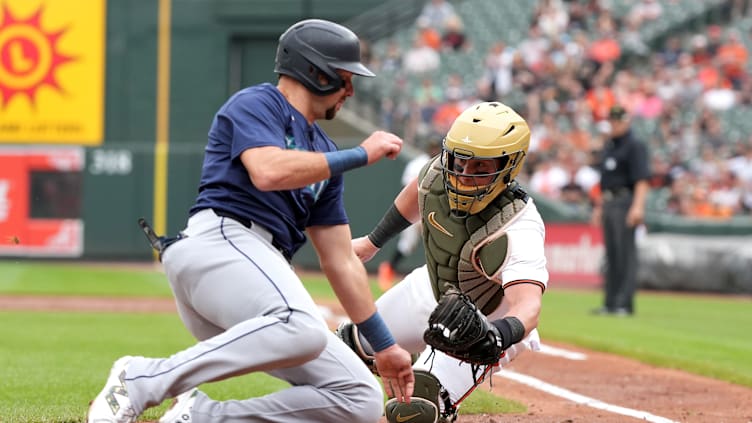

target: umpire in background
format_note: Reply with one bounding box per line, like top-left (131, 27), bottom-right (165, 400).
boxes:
top-left (591, 105), bottom-right (651, 316)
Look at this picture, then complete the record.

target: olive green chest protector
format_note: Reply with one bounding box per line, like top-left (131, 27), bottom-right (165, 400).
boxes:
top-left (418, 158), bottom-right (529, 315)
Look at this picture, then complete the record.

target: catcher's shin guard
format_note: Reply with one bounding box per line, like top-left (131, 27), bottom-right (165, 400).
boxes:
top-left (335, 322), bottom-right (377, 374)
top-left (384, 370), bottom-right (457, 423)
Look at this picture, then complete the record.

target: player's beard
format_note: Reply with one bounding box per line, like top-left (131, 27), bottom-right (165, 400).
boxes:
top-left (325, 95), bottom-right (346, 120)
top-left (325, 105), bottom-right (337, 120)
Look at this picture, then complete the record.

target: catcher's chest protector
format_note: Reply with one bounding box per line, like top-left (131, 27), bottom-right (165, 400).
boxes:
top-left (418, 157), bottom-right (529, 315)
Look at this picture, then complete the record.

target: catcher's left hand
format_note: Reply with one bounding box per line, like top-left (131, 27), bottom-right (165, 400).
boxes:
top-left (423, 290), bottom-right (505, 366)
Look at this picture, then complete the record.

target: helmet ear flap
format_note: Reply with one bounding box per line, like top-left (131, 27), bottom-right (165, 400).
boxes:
top-left (301, 53), bottom-right (343, 94)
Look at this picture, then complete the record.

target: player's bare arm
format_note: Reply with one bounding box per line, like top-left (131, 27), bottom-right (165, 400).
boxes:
top-left (495, 282), bottom-right (543, 337)
top-left (308, 224), bottom-right (415, 400)
top-left (242, 132), bottom-right (402, 191)
top-left (308, 223), bottom-right (381, 323)
top-left (241, 146), bottom-right (337, 191)
top-left (394, 177), bottom-right (421, 221)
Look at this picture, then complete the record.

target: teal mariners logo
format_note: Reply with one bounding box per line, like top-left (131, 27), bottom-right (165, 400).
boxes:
top-left (285, 133), bottom-right (327, 201)
top-left (284, 133), bottom-right (296, 149)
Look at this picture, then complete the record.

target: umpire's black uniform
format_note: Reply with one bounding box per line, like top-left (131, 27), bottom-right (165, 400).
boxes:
top-left (597, 107), bottom-right (650, 315)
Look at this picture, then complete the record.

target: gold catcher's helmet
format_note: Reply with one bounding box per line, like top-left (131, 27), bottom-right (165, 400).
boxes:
top-left (441, 101), bottom-right (530, 216)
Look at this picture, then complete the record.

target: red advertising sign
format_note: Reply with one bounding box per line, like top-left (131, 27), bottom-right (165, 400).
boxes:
top-left (544, 223), bottom-right (604, 286)
top-left (0, 147), bottom-right (83, 256)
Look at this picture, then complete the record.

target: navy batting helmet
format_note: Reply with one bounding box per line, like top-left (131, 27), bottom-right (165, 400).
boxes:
top-left (274, 19), bottom-right (374, 96)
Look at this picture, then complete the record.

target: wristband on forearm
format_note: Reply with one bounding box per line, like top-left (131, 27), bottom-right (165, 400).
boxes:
top-left (356, 311), bottom-right (395, 352)
top-left (367, 203), bottom-right (412, 248)
top-left (491, 316), bottom-right (526, 350)
top-left (324, 146), bottom-right (368, 176)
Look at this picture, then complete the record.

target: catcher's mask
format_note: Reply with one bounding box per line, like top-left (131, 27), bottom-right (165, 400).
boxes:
top-left (441, 101), bottom-right (530, 216)
top-left (274, 19), bottom-right (374, 96)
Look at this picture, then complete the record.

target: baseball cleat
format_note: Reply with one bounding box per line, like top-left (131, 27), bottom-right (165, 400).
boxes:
top-left (159, 388), bottom-right (198, 423)
top-left (87, 356), bottom-right (138, 423)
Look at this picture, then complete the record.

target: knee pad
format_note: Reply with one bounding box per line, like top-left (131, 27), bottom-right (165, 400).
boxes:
top-left (384, 370), bottom-right (457, 423)
top-left (335, 322), bottom-right (377, 374)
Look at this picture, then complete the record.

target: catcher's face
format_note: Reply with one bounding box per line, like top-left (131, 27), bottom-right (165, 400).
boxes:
top-left (443, 151), bottom-right (508, 216)
top-left (452, 157), bottom-right (503, 187)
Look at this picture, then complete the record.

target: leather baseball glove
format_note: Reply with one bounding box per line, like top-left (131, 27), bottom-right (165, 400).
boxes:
top-left (423, 290), bottom-right (505, 366)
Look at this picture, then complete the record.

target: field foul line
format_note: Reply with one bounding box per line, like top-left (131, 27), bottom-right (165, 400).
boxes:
top-left (495, 369), bottom-right (680, 423)
top-left (324, 306), bottom-right (675, 422)
top-left (536, 344), bottom-right (587, 360)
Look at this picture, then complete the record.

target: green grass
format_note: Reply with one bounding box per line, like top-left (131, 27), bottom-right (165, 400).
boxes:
top-left (0, 310), bottom-right (514, 422)
top-left (2, 262), bottom-right (751, 421)
top-left (540, 288), bottom-right (752, 387)
top-left (0, 311), bottom-right (292, 422)
top-left (0, 261), bottom-right (385, 299)
top-left (0, 261), bottom-right (518, 422)
top-left (0, 261), bottom-right (171, 297)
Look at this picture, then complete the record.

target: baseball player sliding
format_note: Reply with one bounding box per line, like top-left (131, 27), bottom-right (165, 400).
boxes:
top-left (87, 19), bottom-right (414, 423)
top-left (339, 101), bottom-right (548, 422)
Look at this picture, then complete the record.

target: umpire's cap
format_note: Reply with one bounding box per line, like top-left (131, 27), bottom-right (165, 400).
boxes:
top-left (275, 19), bottom-right (374, 96)
top-left (608, 105), bottom-right (628, 120)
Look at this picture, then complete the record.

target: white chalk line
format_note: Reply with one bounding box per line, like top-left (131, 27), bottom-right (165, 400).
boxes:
top-left (495, 369), bottom-right (680, 423)
top-left (324, 307), bottom-right (677, 423)
top-left (536, 344), bottom-right (587, 360)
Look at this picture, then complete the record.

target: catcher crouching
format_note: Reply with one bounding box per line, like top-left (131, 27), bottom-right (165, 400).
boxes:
top-left (339, 101), bottom-right (548, 422)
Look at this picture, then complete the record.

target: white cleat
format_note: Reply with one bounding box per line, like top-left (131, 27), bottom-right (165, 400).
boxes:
top-left (159, 388), bottom-right (198, 423)
top-left (87, 356), bottom-right (139, 423)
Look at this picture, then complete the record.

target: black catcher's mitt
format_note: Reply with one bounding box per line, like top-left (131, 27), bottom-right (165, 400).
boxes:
top-left (423, 290), bottom-right (505, 366)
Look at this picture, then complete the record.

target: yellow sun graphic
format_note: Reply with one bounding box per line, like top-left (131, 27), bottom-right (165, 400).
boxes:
top-left (0, 4), bottom-right (76, 109)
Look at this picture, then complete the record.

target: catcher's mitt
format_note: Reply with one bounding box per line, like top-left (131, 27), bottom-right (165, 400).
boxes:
top-left (423, 290), bottom-right (504, 366)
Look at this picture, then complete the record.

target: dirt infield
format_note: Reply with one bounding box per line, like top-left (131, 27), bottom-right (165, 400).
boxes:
top-left (3, 295), bottom-right (751, 423)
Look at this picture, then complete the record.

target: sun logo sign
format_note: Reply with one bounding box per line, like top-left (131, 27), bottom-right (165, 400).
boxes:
top-left (0, 1), bottom-right (104, 145)
top-left (0, 4), bottom-right (75, 109)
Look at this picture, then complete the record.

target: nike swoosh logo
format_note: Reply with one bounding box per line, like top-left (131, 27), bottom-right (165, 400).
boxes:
top-left (396, 412), bottom-right (422, 422)
top-left (427, 212), bottom-right (453, 237)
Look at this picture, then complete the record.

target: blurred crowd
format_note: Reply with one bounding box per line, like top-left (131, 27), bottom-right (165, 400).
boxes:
top-left (358, 0), bottom-right (752, 218)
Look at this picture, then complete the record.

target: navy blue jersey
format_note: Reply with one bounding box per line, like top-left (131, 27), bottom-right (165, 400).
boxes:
top-left (190, 83), bottom-right (348, 258)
